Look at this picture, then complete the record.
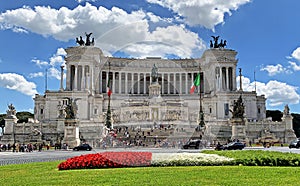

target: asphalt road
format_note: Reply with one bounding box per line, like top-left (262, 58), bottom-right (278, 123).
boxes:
top-left (1, 146), bottom-right (300, 166)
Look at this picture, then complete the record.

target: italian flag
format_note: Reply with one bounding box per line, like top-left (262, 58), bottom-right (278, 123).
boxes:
top-left (107, 78), bottom-right (112, 97)
top-left (190, 73), bottom-right (200, 94)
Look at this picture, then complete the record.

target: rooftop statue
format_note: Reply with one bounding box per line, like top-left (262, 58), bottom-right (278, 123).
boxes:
top-left (151, 64), bottom-right (158, 83)
top-left (210, 36), bottom-right (227, 48)
top-left (283, 104), bottom-right (290, 115)
top-left (6, 103), bottom-right (17, 119)
top-left (76, 32), bottom-right (94, 46)
top-left (76, 36), bottom-right (84, 46)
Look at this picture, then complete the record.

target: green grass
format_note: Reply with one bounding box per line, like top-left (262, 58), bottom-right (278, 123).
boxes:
top-left (1, 161), bottom-right (300, 186)
top-left (203, 150), bottom-right (300, 166)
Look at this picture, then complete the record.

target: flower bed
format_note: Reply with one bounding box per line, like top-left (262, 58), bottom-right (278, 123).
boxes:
top-left (152, 153), bottom-right (233, 166)
top-left (58, 152), bottom-right (152, 170)
top-left (58, 152), bottom-right (233, 170)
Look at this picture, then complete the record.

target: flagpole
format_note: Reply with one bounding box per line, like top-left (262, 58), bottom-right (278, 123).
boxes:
top-left (106, 61), bottom-right (112, 130)
top-left (198, 66), bottom-right (205, 139)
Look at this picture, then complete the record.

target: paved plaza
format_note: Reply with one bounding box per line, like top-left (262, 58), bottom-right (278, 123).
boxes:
top-left (1, 146), bottom-right (300, 166)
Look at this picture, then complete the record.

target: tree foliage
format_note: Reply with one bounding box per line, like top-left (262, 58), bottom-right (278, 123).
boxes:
top-left (16, 112), bottom-right (34, 123)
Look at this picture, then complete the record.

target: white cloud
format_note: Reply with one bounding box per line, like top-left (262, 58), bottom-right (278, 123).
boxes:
top-left (76, 0), bottom-right (96, 3)
top-left (48, 67), bottom-right (61, 80)
top-left (31, 59), bottom-right (48, 68)
top-left (122, 25), bottom-right (206, 58)
top-left (29, 72), bottom-right (44, 78)
top-left (146, 0), bottom-right (251, 29)
top-left (260, 64), bottom-right (288, 76)
top-left (0, 3), bottom-right (205, 58)
top-left (289, 61), bottom-right (300, 71)
top-left (0, 73), bottom-right (38, 96)
top-left (237, 76), bottom-right (300, 107)
top-left (291, 47), bottom-right (300, 61)
top-left (30, 48), bottom-right (66, 80)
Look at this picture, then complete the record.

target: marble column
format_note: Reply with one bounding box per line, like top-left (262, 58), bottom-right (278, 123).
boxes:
top-left (173, 73), bottom-right (176, 94)
top-left (91, 67), bottom-right (94, 92)
top-left (81, 65), bottom-right (85, 91)
top-left (137, 73), bottom-right (140, 94)
top-left (143, 73), bottom-right (146, 94)
top-left (226, 67), bottom-right (229, 91)
top-left (179, 73), bottom-right (182, 94)
top-left (74, 65), bottom-right (78, 91)
top-left (60, 66), bottom-right (64, 91)
top-left (100, 71), bottom-right (102, 93)
top-left (131, 73), bottom-right (134, 94)
top-left (106, 71), bottom-right (109, 93)
top-left (185, 73), bottom-right (188, 94)
top-left (119, 72), bottom-right (122, 94)
top-left (112, 71), bottom-right (115, 94)
top-left (125, 72), bottom-right (128, 94)
top-left (161, 73), bottom-right (164, 95)
top-left (167, 73), bottom-right (170, 94)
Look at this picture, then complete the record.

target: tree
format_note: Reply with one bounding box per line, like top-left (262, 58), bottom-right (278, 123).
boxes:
top-left (16, 112), bottom-right (34, 123)
top-left (292, 113), bottom-right (300, 138)
top-left (266, 110), bottom-right (282, 121)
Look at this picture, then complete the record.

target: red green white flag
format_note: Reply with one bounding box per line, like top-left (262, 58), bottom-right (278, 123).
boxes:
top-left (190, 73), bottom-right (200, 94)
top-left (107, 78), bottom-right (112, 97)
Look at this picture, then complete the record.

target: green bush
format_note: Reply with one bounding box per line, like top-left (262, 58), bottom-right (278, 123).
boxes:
top-left (202, 150), bottom-right (300, 166)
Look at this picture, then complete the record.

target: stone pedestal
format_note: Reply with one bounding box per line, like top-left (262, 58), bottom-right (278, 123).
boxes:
top-left (62, 119), bottom-right (80, 148)
top-left (149, 82), bottom-right (161, 98)
top-left (230, 118), bottom-right (247, 142)
top-left (1, 117), bottom-right (18, 144)
top-left (57, 118), bottom-right (65, 133)
top-left (282, 114), bottom-right (297, 143)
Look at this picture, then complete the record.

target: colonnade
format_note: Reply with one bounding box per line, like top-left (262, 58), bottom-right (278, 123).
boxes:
top-left (63, 65), bottom-right (236, 94)
top-left (215, 67), bottom-right (236, 91)
top-left (100, 71), bottom-right (201, 95)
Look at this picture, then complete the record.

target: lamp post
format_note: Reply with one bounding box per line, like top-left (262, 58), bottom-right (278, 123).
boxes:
top-left (105, 61), bottom-right (112, 129)
top-left (198, 67), bottom-right (205, 140)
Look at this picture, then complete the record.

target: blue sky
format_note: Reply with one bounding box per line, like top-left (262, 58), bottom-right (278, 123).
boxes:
top-left (0, 0), bottom-right (300, 114)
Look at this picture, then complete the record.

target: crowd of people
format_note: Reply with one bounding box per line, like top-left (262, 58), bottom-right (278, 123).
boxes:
top-left (99, 125), bottom-right (193, 149)
top-left (0, 142), bottom-right (50, 152)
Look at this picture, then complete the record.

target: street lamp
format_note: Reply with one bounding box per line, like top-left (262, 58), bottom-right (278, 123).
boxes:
top-left (105, 61), bottom-right (112, 130)
top-left (198, 67), bottom-right (205, 140)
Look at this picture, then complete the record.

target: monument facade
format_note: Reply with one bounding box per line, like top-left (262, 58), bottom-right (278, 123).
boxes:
top-left (1, 35), bottom-right (296, 147)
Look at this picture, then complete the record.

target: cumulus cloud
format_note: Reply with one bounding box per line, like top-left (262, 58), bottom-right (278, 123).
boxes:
top-left (146, 0), bottom-right (251, 29)
top-left (237, 76), bottom-right (300, 107)
top-left (29, 72), bottom-right (44, 78)
top-left (30, 48), bottom-right (66, 80)
top-left (0, 73), bottom-right (38, 96)
top-left (76, 0), bottom-right (96, 3)
top-left (288, 61), bottom-right (300, 71)
top-left (291, 47), bottom-right (300, 61)
top-left (260, 64), bottom-right (290, 76)
top-left (121, 25), bottom-right (205, 58)
top-left (0, 3), bottom-right (206, 58)
top-left (31, 59), bottom-right (48, 68)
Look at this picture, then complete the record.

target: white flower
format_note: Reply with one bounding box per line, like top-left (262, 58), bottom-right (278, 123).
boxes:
top-left (151, 153), bottom-right (233, 165)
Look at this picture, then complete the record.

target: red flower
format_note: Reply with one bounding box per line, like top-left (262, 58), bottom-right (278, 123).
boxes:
top-left (58, 152), bottom-right (152, 170)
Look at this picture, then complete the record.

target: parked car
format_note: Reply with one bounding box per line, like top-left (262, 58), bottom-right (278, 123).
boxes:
top-left (215, 143), bottom-right (225, 150)
top-left (222, 142), bottom-right (245, 150)
top-left (182, 139), bottom-right (201, 149)
top-left (289, 139), bottom-right (300, 148)
top-left (73, 143), bottom-right (92, 151)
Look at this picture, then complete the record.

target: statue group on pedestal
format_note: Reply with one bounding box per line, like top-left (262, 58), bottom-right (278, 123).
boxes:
top-left (6, 103), bottom-right (17, 118)
top-left (64, 98), bottom-right (78, 119)
top-left (76, 32), bottom-right (94, 46)
top-left (230, 95), bottom-right (245, 119)
top-left (210, 36), bottom-right (227, 48)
